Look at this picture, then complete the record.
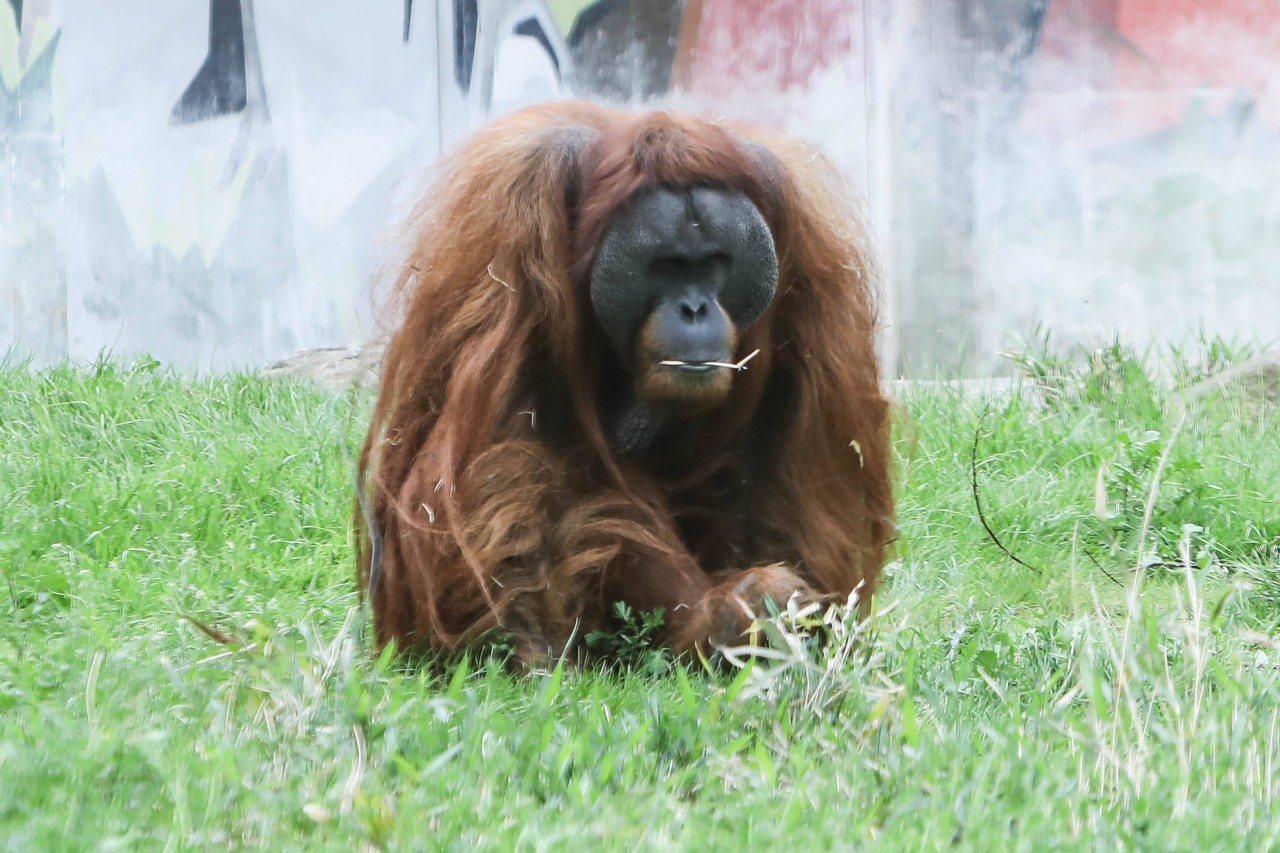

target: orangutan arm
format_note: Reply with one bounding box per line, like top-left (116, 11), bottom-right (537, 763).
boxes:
top-left (601, 554), bottom-right (813, 656)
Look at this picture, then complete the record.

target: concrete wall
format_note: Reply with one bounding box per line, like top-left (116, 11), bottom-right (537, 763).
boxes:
top-left (2, 0), bottom-right (1277, 375)
top-left (3, 1), bottom-right (449, 370)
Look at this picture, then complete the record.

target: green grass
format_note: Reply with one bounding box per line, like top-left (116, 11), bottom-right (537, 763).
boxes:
top-left (2, 344), bottom-right (1278, 850)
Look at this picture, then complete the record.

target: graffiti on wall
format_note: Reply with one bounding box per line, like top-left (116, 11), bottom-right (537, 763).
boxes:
top-left (1, 0), bottom-right (1277, 371)
top-left (1, 0), bottom-right (62, 360)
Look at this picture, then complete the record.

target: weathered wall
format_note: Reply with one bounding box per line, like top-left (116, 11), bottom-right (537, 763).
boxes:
top-left (4, 1), bottom-right (451, 370)
top-left (2, 1), bottom-right (1278, 375)
top-left (927, 0), bottom-right (1280, 373)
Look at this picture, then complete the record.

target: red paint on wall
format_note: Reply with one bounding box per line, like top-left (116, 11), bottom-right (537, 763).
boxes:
top-left (680, 0), bottom-right (861, 103)
top-left (1023, 0), bottom-right (1279, 142)
top-left (1112, 0), bottom-right (1280, 131)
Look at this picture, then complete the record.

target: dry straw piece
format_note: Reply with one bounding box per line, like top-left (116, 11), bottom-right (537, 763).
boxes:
top-left (659, 348), bottom-right (761, 371)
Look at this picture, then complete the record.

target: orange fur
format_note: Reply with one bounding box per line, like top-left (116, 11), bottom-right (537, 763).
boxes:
top-left (355, 101), bottom-right (894, 662)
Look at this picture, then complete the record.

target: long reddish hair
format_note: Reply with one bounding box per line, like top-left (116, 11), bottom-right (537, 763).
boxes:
top-left (356, 101), bottom-right (892, 660)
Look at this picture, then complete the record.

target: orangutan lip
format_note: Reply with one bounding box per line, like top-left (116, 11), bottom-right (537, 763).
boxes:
top-left (659, 349), bottom-right (761, 372)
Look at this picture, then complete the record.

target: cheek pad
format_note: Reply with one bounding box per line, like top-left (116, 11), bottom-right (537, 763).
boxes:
top-left (589, 235), bottom-right (650, 361)
top-left (722, 219), bottom-right (779, 328)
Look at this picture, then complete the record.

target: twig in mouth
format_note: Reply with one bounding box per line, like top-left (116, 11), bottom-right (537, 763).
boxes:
top-left (660, 348), bottom-right (761, 371)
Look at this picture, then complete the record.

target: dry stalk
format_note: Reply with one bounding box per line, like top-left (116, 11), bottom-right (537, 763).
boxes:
top-left (660, 348), bottom-right (761, 371)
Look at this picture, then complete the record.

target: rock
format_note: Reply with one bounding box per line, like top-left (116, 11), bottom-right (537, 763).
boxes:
top-left (259, 345), bottom-right (382, 391)
top-left (1177, 350), bottom-right (1280, 410)
top-left (888, 377), bottom-right (1024, 401)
